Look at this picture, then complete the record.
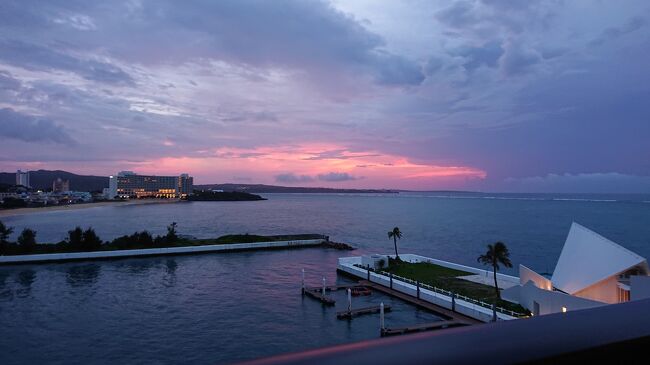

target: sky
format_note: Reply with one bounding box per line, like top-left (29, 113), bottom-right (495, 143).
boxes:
top-left (0, 0), bottom-right (649, 192)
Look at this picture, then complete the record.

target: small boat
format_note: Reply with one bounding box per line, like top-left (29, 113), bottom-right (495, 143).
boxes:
top-left (351, 286), bottom-right (372, 296)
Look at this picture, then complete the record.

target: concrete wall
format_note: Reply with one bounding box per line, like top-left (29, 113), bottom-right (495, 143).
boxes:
top-left (631, 276), bottom-right (650, 300)
top-left (337, 256), bottom-right (518, 323)
top-left (0, 239), bottom-right (325, 264)
top-left (517, 281), bottom-right (605, 315)
top-left (519, 264), bottom-right (552, 290)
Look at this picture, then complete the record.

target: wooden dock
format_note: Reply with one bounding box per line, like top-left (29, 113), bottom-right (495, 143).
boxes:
top-left (303, 288), bottom-right (336, 306)
top-left (358, 280), bottom-right (481, 325)
top-left (337, 304), bottom-right (391, 319)
top-left (303, 284), bottom-right (371, 306)
top-left (381, 320), bottom-right (468, 336)
top-left (304, 284), bottom-right (357, 292)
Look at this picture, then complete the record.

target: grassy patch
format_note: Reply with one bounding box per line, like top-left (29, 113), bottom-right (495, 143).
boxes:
top-left (383, 259), bottom-right (529, 315)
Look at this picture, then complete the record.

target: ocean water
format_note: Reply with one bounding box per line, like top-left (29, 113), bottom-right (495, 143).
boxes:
top-left (1, 192), bottom-right (649, 363)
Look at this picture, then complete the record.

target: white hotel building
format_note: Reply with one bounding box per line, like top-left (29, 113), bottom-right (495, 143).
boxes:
top-left (107, 171), bottom-right (193, 199)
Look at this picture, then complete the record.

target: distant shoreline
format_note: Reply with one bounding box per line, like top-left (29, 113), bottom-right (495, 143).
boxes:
top-left (0, 199), bottom-right (178, 218)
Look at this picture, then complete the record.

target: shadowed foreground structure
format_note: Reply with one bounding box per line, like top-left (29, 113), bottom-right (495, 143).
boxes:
top-left (240, 298), bottom-right (650, 365)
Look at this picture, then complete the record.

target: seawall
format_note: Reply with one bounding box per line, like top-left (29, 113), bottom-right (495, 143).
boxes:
top-left (0, 238), bottom-right (326, 265)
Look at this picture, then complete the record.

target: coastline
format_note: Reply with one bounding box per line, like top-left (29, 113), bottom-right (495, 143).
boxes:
top-left (0, 199), bottom-right (180, 218)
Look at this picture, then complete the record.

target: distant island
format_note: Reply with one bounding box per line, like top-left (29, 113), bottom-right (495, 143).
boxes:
top-left (195, 183), bottom-right (399, 194)
top-left (188, 190), bottom-right (266, 201)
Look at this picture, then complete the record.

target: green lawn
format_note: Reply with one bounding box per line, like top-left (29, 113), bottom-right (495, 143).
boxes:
top-left (382, 260), bottom-right (529, 316)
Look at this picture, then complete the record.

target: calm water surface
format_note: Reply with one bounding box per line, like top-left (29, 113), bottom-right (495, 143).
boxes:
top-left (1, 192), bottom-right (649, 363)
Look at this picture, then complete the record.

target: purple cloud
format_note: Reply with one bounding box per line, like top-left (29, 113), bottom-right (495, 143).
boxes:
top-left (0, 108), bottom-right (76, 145)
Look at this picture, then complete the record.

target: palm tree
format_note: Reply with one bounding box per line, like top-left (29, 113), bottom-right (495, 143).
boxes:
top-left (165, 222), bottom-right (178, 243)
top-left (387, 227), bottom-right (402, 260)
top-left (0, 220), bottom-right (14, 244)
top-left (478, 241), bottom-right (512, 320)
top-left (0, 220), bottom-right (14, 255)
top-left (17, 228), bottom-right (37, 252)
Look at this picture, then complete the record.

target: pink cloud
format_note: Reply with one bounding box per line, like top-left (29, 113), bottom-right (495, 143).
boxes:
top-left (134, 143), bottom-right (486, 190)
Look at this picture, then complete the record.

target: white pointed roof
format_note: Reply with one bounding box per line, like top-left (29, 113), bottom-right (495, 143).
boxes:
top-left (551, 222), bottom-right (648, 294)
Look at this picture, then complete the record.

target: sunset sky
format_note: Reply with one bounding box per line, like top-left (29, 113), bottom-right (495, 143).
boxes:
top-left (1, 1), bottom-right (649, 192)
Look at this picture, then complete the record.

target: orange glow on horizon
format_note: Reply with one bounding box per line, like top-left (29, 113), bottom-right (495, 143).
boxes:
top-left (115, 143), bottom-right (487, 189)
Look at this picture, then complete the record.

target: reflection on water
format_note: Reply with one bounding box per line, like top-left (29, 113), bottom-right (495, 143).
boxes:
top-left (0, 249), bottom-right (442, 364)
top-left (115, 258), bottom-right (156, 274)
top-left (15, 269), bottom-right (36, 298)
top-left (0, 270), bottom-right (10, 289)
top-left (165, 259), bottom-right (177, 275)
top-left (65, 264), bottom-right (101, 287)
top-left (163, 259), bottom-right (178, 287)
top-left (17, 269), bottom-right (36, 288)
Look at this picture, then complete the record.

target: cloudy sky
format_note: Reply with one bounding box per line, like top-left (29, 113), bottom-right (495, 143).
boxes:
top-left (1, 0), bottom-right (649, 192)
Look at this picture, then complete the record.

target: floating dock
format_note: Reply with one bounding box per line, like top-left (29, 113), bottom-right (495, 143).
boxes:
top-left (337, 304), bottom-right (392, 319)
top-left (303, 288), bottom-right (336, 306)
top-left (381, 320), bottom-right (468, 336)
top-left (359, 280), bottom-right (480, 325)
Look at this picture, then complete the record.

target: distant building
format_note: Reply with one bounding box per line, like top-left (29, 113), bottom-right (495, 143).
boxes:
top-left (16, 170), bottom-right (30, 188)
top-left (109, 171), bottom-right (193, 199)
top-left (52, 178), bottom-right (70, 193)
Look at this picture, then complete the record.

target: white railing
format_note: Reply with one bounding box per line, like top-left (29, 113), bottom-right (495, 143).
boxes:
top-left (353, 264), bottom-right (524, 318)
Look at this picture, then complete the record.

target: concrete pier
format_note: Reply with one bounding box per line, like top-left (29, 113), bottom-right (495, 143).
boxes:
top-left (0, 238), bottom-right (326, 265)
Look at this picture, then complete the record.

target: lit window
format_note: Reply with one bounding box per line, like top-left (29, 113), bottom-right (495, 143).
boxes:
top-left (561, 306), bottom-right (567, 313)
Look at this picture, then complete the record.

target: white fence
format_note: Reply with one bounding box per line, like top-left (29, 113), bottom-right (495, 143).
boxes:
top-left (337, 256), bottom-right (521, 322)
top-left (0, 239), bottom-right (326, 264)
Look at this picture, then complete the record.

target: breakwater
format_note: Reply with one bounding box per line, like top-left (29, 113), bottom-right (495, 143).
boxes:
top-left (0, 238), bottom-right (326, 265)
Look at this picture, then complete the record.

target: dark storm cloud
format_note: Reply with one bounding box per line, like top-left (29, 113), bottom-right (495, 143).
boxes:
top-left (0, 108), bottom-right (76, 144)
top-left (1, 0), bottom-right (423, 87)
top-left (156, 0), bottom-right (425, 86)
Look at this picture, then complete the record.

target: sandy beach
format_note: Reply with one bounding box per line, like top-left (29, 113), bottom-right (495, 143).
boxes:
top-left (0, 199), bottom-right (180, 218)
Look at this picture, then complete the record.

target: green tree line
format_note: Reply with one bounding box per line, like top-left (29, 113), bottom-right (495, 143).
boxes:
top-left (0, 220), bottom-right (184, 255)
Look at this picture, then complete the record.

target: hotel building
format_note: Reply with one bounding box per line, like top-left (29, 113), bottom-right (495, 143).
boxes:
top-left (108, 171), bottom-right (193, 199)
top-left (16, 170), bottom-right (30, 188)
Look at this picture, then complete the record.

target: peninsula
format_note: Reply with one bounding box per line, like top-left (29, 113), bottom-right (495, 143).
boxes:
top-left (188, 190), bottom-right (266, 201)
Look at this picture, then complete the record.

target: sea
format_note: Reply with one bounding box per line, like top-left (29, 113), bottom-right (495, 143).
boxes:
top-left (1, 192), bottom-right (649, 364)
